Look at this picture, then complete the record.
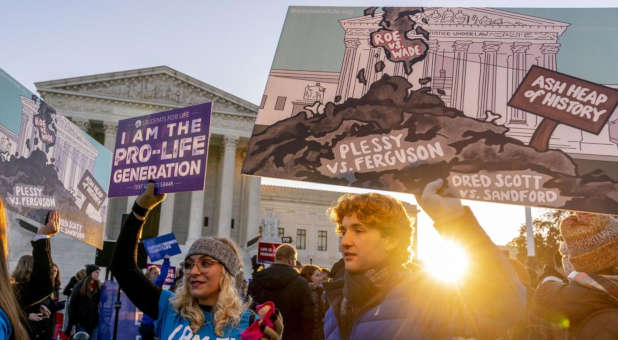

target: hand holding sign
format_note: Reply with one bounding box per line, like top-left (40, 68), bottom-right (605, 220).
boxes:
top-left (136, 181), bottom-right (166, 212)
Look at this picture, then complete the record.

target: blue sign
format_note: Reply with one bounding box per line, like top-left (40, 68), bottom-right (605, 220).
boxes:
top-left (97, 280), bottom-right (141, 340)
top-left (143, 233), bottom-right (181, 262)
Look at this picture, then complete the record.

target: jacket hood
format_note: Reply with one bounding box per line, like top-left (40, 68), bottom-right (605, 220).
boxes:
top-left (252, 263), bottom-right (300, 290)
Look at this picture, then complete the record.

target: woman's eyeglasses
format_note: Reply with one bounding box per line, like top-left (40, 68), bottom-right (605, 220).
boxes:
top-left (183, 256), bottom-right (219, 272)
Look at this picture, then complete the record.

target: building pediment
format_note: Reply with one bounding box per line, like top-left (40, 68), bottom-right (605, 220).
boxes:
top-left (418, 8), bottom-right (568, 28)
top-left (35, 66), bottom-right (258, 115)
top-left (341, 7), bottom-right (568, 32)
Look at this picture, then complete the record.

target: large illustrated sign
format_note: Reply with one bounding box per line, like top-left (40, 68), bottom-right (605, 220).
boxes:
top-left (242, 7), bottom-right (618, 214)
top-left (108, 102), bottom-right (212, 197)
top-left (0, 68), bottom-right (112, 248)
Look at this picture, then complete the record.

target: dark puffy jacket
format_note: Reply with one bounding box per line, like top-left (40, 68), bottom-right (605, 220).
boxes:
top-left (534, 278), bottom-right (618, 339)
top-left (323, 207), bottom-right (526, 340)
top-left (12, 238), bottom-right (54, 340)
top-left (248, 264), bottom-right (314, 340)
top-left (309, 283), bottom-right (326, 340)
top-left (66, 279), bottom-right (101, 334)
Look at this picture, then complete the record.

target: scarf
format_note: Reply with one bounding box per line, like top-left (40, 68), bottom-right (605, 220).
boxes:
top-left (339, 264), bottom-right (403, 339)
top-left (569, 271), bottom-right (618, 302)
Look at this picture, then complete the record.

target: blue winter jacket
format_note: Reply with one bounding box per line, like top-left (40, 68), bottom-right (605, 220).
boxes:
top-left (0, 308), bottom-right (11, 340)
top-left (323, 207), bottom-right (526, 340)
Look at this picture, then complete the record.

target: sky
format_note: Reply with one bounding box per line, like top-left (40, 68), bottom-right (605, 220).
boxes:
top-left (1, 0), bottom-right (617, 252)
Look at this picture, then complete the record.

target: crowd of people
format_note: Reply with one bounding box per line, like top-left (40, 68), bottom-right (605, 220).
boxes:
top-left (0, 179), bottom-right (616, 339)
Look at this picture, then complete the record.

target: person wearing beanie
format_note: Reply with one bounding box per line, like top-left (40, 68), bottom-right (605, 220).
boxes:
top-left (534, 212), bottom-right (618, 339)
top-left (248, 243), bottom-right (315, 340)
top-left (66, 263), bottom-right (101, 337)
top-left (85, 264), bottom-right (100, 277)
top-left (111, 182), bottom-right (283, 340)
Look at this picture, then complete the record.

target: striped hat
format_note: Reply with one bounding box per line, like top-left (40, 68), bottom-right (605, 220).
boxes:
top-left (559, 213), bottom-right (618, 273)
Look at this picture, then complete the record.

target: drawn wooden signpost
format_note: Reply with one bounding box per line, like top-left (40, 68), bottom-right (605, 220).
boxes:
top-left (509, 65), bottom-right (618, 152)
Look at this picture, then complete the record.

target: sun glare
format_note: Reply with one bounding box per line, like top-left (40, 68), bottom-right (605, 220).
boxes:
top-left (422, 238), bottom-right (469, 283)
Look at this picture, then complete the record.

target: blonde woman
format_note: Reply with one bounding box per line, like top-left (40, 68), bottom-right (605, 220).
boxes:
top-left (111, 182), bottom-right (282, 340)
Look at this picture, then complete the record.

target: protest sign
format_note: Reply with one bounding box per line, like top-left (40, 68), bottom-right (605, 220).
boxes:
top-left (0, 68), bottom-right (111, 248)
top-left (78, 170), bottom-right (106, 211)
top-left (108, 102), bottom-right (212, 197)
top-left (143, 233), bottom-right (182, 262)
top-left (509, 65), bottom-right (618, 151)
top-left (257, 242), bottom-right (280, 264)
top-left (97, 280), bottom-right (141, 340)
top-left (242, 7), bottom-right (618, 214)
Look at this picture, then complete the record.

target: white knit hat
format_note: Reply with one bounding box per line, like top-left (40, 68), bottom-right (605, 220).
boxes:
top-left (559, 213), bottom-right (618, 273)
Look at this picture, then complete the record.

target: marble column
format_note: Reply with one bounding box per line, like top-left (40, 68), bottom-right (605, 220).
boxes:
top-left (125, 195), bottom-right (137, 215)
top-left (240, 175), bottom-right (261, 247)
top-left (541, 43), bottom-right (560, 71)
top-left (216, 135), bottom-right (238, 238)
top-left (101, 122), bottom-right (123, 240)
top-left (364, 47), bottom-right (382, 92)
top-left (158, 194), bottom-right (175, 235)
top-left (422, 40), bottom-right (439, 81)
top-left (451, 40), bottom-right (473, 111)
top-left (103, 122), bottom-right (117, 151)
top-left (509, 42), bottom-right (531, 123)
top-left (336, 38), bottom-right (361, 101)
top-left (186, 190), bottom-right (205, 243)
top-left (477, 42), bottom-right (501, 119)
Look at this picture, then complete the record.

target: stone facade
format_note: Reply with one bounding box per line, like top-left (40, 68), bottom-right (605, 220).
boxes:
top-left (22, 66), bottom-right (263, 284)
top-left (257, 185), bottom-right (344, 268)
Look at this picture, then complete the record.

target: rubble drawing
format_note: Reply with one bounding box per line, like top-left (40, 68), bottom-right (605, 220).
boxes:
top-left (244, 7), bottom-right (618, 214)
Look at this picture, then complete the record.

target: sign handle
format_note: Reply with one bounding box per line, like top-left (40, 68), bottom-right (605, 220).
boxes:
top-left (529, 118), bottom-right (559, 152)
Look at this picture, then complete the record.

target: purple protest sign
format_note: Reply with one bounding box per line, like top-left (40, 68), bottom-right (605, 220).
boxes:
top-left (108, 102), bottom-right (212, 197)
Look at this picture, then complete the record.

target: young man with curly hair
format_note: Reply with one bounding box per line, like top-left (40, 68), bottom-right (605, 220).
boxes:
top-left (323, 179), bottom-right (526, 340)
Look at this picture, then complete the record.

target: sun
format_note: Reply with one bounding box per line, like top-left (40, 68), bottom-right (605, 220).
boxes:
top-left (421, 238), bottom-right (469, 283)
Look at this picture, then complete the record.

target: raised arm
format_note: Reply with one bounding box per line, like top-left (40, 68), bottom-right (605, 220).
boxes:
top-left (415, 179), bottom-right (526, 339)
top-left (24, 211), bottom-right (59, 306)
top-left (110, 182), bottom-right (166, 319)
top-left (153, 256), bottom-right (171, 288)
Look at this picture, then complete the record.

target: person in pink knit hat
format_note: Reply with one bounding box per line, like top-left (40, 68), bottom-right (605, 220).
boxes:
top-left (533, 211), bottom-right (618, 339)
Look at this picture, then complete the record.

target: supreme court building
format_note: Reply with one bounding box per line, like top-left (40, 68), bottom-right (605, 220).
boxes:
top-left (23, 66), bottom-right (360, 282)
